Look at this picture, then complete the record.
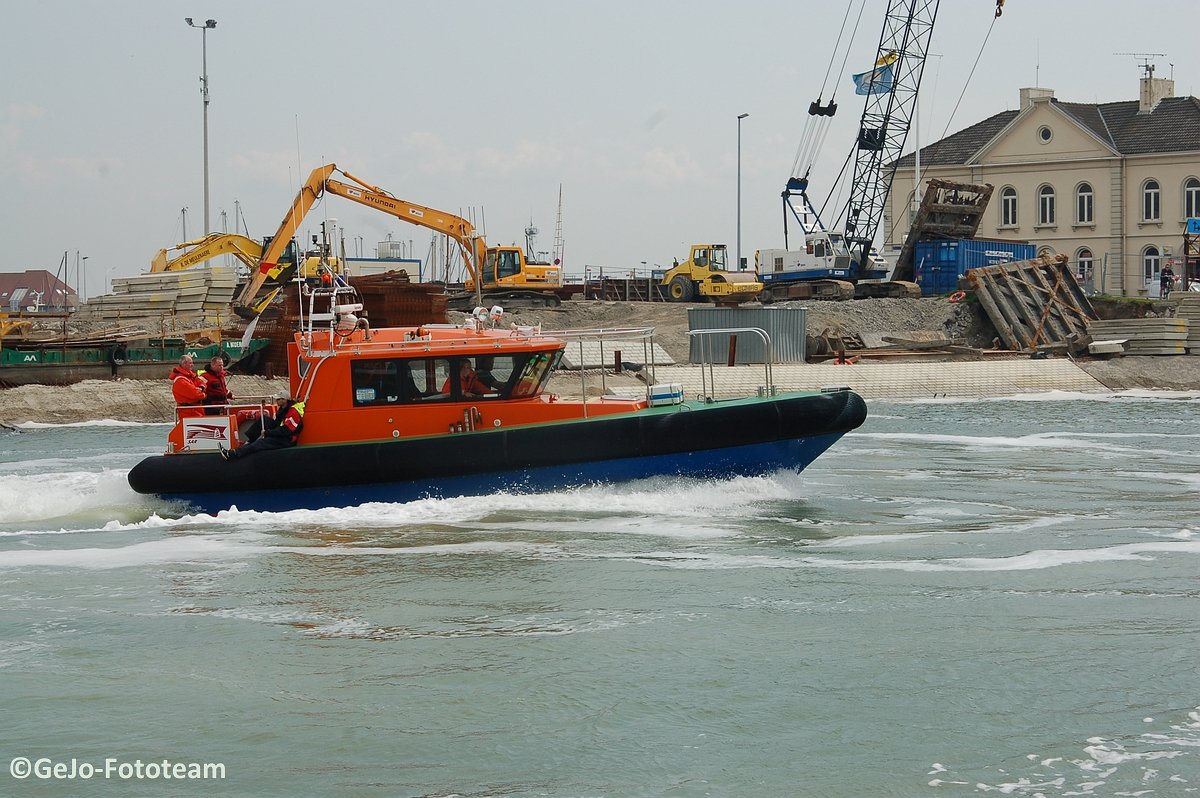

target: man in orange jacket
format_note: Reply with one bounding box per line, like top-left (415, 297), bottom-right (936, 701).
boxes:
top-left (168, 355), bottom-right (206, 418)
top-left (441, 359), bottom-right (494, 398)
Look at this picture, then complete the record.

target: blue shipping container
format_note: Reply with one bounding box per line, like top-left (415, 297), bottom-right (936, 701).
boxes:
top-left (913, 239), bottom-right (1036, 296)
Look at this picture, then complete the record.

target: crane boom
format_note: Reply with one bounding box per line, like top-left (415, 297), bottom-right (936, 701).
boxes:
top-left (235, 164), bottom-right (485, 312)
top-left (841, 0), bottom-right (940, 271)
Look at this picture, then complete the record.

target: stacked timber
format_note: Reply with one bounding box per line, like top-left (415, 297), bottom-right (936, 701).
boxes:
top-left (1086, 318), bottom-right (1188, 356)
top-left (75, 267), bottom-right (237, 328)
top-left (1175, 295), bottom-right (1200, 354)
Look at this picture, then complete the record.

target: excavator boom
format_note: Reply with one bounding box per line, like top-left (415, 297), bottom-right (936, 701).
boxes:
top-left (152, 233), bottom-right (264, 274)
top-left (234, 164), bottom-right (484, 312)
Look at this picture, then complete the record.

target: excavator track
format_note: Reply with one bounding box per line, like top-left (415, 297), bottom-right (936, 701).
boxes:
top-left (760, 279), bottom-right (855, 303)
top-left (447, 291), bottom-right (562, 311)
top-left (853, 280), bottom-right (922, 300)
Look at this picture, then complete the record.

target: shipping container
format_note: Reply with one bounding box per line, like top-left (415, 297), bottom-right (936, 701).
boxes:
top-left (913, 238), bottom-right (1036, 296)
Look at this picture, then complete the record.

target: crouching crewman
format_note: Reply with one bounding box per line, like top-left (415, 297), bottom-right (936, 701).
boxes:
top-left (222, 391), bottom-right (304, 461)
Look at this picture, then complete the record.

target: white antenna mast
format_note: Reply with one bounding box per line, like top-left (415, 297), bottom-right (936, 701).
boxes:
top-left (552, 184), bottom-right (565, 266)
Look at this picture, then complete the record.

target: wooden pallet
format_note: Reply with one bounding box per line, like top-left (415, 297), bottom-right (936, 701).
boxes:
top-left (966, 254), bottom-right (1096, 351)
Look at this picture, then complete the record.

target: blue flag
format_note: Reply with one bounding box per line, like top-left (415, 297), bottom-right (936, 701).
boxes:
top-left (852, 62), bottom-right (894, 96)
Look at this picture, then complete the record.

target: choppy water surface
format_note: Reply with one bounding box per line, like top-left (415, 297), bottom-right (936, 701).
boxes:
top-left (2, 393), bottom-right (1199, 796)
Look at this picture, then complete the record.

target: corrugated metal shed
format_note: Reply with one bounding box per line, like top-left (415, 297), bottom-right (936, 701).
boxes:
top-left (687, 307), bottom-right (807, 364)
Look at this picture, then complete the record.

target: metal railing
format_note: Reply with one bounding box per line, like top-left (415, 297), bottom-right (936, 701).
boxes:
top-left (548, 326), bottom-right (658, 416)
top-left (686, 327), bottom-right (774, 401)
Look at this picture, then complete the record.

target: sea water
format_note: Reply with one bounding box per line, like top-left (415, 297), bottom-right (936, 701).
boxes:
top-left (1, 392), bottom-right (1198, 797)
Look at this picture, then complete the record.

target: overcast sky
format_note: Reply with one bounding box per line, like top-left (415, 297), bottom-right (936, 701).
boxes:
top-left (3, 1), bottom-right (1198, 295)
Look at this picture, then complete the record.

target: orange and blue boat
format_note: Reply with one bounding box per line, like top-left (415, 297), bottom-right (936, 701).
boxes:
top-left (128, 283), bottom-right (867, 513)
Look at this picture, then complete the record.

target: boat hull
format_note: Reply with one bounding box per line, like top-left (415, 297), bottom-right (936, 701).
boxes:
top-left (128, 390), bottom-right (867, 513)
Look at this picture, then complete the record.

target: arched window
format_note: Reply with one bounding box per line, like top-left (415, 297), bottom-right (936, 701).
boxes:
top-left (1076, 183), bottom-right (1094, 224)
top-left (1038, 245), bottom-right (1056, 258)
top-left (1143, 245), bottom-right (1161, 280)
top-left (1000, 186), bottom-right (1017, 227)
top-left (1076, 248), bottom-right (1094, 279)
top-left (1038, 185), bottom-right (1056, 226)
top-left (1143, 179), bottom-right (1161, 221)
top-left (1185, 177), bottom-right (1200, 219)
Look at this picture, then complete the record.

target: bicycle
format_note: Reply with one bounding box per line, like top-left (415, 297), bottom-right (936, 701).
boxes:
top-left (1161, 275), bottom-right (1177, 299)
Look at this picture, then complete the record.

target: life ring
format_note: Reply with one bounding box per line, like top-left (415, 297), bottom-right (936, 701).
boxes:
top-left (948, 291), bottom-right (967, 303)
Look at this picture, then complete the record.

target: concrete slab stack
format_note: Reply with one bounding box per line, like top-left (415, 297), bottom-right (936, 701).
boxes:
top-left (1086, 317), bottom-right (1188, 355)
top-left (1174, 295), bottom-right (1200, 354)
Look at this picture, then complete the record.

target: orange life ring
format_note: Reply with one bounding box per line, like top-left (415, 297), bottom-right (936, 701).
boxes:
top-left (948, 291), bottom-right (967, 303)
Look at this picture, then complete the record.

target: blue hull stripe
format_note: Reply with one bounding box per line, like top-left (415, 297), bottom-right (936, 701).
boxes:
top-left (164, 432), bottom-right (847, 514)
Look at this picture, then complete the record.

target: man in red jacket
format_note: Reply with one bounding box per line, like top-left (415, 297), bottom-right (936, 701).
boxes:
top-left (168, 355), bottom-right (206, 418)
top-left (202, 355), bottom-right (233, 415)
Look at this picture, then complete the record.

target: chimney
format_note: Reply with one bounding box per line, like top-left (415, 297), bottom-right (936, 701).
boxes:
top-left (1020, 87), bottom-right (1055, 108)
top-left (1139, 74), bottom-right (1174, 113)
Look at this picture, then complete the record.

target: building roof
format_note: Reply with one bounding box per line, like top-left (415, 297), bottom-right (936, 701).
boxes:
top-left (895, 94), bottom-right (1200, 168)
top-left (1056, 96), bottom-right (1200, 155)
top-left (895, 110), bottom-right (1018, 168)
top-left (0, 270), bottom-right (79, 309)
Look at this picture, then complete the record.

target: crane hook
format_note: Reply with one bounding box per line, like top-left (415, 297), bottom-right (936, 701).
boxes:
top-left (995, 0), bottom-right (1005, 18)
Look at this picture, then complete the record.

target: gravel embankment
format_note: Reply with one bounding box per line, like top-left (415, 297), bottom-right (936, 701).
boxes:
top-left (2, 299), bottom-right (1196, 426)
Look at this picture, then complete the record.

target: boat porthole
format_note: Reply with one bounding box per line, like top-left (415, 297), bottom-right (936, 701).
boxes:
top-left (392, 430), bottom-right (400, 438)
top-left (493, 419), bottom-right (501, 427)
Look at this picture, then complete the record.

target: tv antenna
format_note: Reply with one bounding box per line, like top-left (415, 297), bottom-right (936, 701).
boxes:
top-left (1113, 52), bottom-right (1166, 78)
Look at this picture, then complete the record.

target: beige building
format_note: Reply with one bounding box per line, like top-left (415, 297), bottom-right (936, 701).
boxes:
top-left (889, 74), bottom-right (1200, 296)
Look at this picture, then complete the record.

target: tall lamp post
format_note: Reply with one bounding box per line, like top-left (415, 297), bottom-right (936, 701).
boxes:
top-left (185, 17), bottom-right (217, 235)
top-left (736, 113), bottom-right (749, 271)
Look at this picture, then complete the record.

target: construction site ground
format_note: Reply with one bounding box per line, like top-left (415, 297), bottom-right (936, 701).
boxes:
top-left (2, 297), bottom-right (1198, 426)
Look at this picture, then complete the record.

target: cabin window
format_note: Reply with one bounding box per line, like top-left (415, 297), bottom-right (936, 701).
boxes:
top-left (510, 351), bottom-right (562, 399)
top-left (350, 357), bottom-right (450, 405)
top-left (496, 250), bottom-right (521, 279)
top-left (350, 354), bottom-right (534, 406)
top-left (710, 248), bottom-right (727, 270)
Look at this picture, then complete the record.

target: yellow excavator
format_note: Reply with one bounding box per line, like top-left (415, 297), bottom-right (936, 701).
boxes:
top-left (152, 232), bottom-right (311, 314)
top-left (151, 233), bottom-right (274, 274)
top-left (234, 164), bottom-right (565, 316)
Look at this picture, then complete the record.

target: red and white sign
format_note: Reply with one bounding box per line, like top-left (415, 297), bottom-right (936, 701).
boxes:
top-left (182, 417), bottom-right (231, 451)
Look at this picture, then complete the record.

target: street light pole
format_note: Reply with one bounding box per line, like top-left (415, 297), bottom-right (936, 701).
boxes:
top-left (737, 113), bottom-right (749, 272)
top-left (185, 17), bottom-right (217, 235)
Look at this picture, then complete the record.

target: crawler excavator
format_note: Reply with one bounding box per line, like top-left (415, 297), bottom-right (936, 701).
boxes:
top-left (233, 164), bottom-right (566, 317)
